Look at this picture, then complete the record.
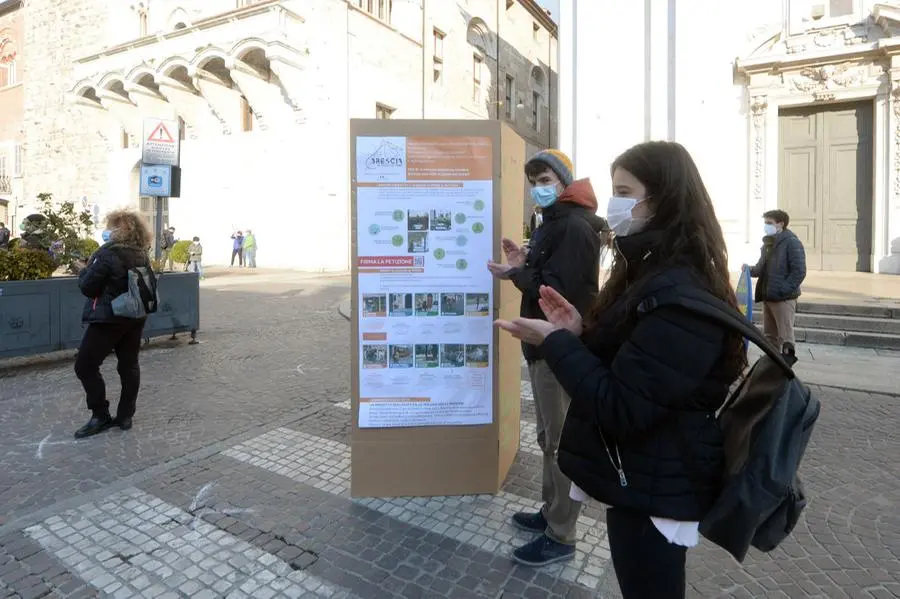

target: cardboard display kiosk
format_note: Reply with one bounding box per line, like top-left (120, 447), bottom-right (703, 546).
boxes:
top-left (350, 119), bottom-right (527, 498)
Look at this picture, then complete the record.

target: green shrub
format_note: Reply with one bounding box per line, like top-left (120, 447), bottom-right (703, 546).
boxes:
top-left (0, 248), bottom-right (57, 281)
top-left (150, 257), bottom-right (166, 273)
top-left (73, 238), bottom-right (100, 260)
top-left (170, 239), bottom-right (191, 264)
top-left (7, 238), bottom-right (19, 250)
top-left (34, 192), bottom-right (94, 266)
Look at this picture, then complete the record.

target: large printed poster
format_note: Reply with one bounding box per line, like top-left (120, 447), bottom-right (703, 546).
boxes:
top-left (355, 136), bottom-right (494, 428)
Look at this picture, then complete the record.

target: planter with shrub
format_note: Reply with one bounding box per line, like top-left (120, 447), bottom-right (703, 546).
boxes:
top-left (0, 194), bottom-right (201, 359)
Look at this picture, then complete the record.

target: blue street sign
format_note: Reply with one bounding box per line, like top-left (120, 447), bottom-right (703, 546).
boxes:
top-left (139, 164), bottom-right (172, 197)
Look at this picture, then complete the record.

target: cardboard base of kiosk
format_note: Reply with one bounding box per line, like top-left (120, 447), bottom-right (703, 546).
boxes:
top-left (350, 119), bottom-right (526, 498)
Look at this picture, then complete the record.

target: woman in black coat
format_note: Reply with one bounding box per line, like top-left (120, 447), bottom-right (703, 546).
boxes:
top-left (496, 142), bottom-right (748, 598)
top-left (73, 210), bottom-right (153, 439)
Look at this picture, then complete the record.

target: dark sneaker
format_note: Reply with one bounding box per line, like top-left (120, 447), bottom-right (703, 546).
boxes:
top-left (512, 534), bottom-right (576, 567)
top-left (512, 511), bottom-right (547, 534)
top-left (782, 343), bottom-right (798, 365)
top-left (114, 416), bottom-right (133, 431)
top-left (74, 414), bottom-right (113, 439)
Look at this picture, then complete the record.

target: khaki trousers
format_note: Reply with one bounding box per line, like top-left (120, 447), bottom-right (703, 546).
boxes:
top-left (763, 299), bottom-right (798, 352)
top-left (528, 360), bottom-right (582, 545)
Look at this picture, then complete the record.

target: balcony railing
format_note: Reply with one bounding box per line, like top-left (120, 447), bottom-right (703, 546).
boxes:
top-left (0, 176), bottom-right (11, 194)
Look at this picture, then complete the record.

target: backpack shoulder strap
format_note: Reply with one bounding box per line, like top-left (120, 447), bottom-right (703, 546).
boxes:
top-left (637, 284), bottom-right (795, 378)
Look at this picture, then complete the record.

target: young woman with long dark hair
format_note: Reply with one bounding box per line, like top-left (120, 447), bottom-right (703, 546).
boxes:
top-left (496, 141), bottom-right (747, 598)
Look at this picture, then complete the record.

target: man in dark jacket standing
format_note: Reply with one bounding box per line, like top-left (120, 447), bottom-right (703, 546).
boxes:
top-left (488, 149), bottom-right (606, 567)
top-left (745, 209), bottom-right (807, 357)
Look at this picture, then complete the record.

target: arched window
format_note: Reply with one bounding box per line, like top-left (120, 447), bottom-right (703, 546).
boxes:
top-left (529, 67), bottom-right (546, 132)
top-left (167, 7), bottom-right (191, 32)
top-left (466, 19), bottom-right (490, 56)
top-left (467, 19), bottom-right (492, 106)
top-left (0, 33), bottom-right (18, 88)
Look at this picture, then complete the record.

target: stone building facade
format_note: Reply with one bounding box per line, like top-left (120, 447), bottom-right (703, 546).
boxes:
top-left (18, 0), bottom-right (557, 269)
top-left (0, 0), bottom-right (23, 228)
top-left (559, 0), bottom-right (900, 274)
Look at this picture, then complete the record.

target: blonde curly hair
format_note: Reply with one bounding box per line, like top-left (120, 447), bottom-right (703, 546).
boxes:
top-left (106, 210), bottom-right (152, 250)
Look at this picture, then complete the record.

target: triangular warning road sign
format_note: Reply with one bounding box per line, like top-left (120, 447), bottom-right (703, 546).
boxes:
top-left (147, 122), bottom-right (174, 143)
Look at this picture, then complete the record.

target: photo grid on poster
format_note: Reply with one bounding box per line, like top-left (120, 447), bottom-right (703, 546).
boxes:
top-left (355, 135), bottom-right (494, 428)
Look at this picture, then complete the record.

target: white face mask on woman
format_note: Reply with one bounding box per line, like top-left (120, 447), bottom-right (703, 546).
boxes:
top-left (606, 197), bottom-right (650, 237)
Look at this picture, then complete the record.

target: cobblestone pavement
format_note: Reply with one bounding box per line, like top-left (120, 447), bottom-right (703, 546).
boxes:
top-left (0, 271), bottom-right (898, 598)
top-left (0, 273), bottom-right (352, 524)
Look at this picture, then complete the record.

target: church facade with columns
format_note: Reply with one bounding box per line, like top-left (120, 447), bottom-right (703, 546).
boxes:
top-left (558, 0), bottom-right (900, 274)
top-left (18, 0), bottom-right (557, 269)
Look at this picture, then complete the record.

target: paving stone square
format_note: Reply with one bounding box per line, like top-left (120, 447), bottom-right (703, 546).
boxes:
top-left (0, 272), bottom-right (897, 598)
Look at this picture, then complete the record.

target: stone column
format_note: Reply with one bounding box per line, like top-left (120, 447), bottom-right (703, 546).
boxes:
top-left (749, 94), bottom-right (768, 239)
top-left (890, 81), bottom-right (900, 207)
top-left (230, 60), bottom-right (299, 131)
top-left (887, 79), bottom-right (900, 272)
top-left (192, 70), bottom-right (244, 135)
top-left (156, 76), bottom-right (226, 138)
top-left (124, 81), bottom-right (179, 122)
top-left (96, 88), bottom-right (143, 144)
top-left (267, 58), bottom-right (306, 126)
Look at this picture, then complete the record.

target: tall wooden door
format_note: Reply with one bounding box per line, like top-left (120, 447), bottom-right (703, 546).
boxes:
top-left (778, 102), bottom-right (873, 271)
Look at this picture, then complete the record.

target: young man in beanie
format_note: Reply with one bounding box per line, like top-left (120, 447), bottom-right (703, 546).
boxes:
top-left (489, 149), bottom-right (607, 566)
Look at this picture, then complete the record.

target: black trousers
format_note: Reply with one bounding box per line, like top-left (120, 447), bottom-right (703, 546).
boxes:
top-left (74, 320), bottom-right (146, 419)
top-left (607, 507), bottom-right (687, 599)
top-left (231, 248), bottom-right (243, 266)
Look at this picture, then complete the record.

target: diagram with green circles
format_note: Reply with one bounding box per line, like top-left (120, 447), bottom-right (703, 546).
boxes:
top-left (454, 213), bottom-right (467, 225)
top-left (433, 248), bottom-right (446, 260)
top-left (472, 222), bottom-right (484, 234)
top-left (456, 258), bottom-right (468, 270)
top-left (473, 200), bottom-right (485, 211)
top-left (392, 234), bottom-right (404, 247)
top-left (392, 210), bottom-right (405, 222)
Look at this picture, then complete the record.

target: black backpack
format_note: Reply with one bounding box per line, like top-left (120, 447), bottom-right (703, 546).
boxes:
top-left (639, 285), bottom-right (821, 563)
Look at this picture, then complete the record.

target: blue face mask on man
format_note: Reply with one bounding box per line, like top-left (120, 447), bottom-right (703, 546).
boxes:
top-left (530, 185), bottom-right (559, 208)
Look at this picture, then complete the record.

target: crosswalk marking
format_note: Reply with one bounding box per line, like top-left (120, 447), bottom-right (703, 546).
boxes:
top-left (223, 427), bottom-right (611, 590)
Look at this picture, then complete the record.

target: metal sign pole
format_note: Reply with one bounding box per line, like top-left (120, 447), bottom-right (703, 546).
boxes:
top-left (155, 197), bottom-right (164, 261)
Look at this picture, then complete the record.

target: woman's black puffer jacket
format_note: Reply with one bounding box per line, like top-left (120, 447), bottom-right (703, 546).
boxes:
top-left (78, 243), bottom-right (150, 323)
top-left (543, 266), bottom-right (739, 522)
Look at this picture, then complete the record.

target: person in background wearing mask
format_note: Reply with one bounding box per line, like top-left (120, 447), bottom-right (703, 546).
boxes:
top-left (159, 226), bottom-right (176, 271)
top-left (188, 236), bottom-right (204, 279)
top-left (495, 142), bottom-right (747, 598)
top-left (744, 210), bottom-right (806, 358)
top-left (0, 222), bottom-right (10, 250)
top-left (243, 229), bottom-right (257, 268)
top-left (488, 149), bottom-right (605, 567)
top-left (528, 205), bottom-right (543, 243)
top-left (230, 230), bottom-right (244, 267)
top-left (71, 210), bottom-right (154, 438)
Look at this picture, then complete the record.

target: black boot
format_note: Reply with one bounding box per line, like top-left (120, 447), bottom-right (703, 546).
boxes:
top-left (74, 414), bottom-right (113, 439)
top-left (114, 416), bottom-right (133, 431)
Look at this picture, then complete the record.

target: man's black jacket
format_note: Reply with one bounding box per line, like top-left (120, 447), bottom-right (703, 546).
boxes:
top-left (749, 229), bottom-right (806, 303)
top-left (509, 180), bottom-right (605, 363)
